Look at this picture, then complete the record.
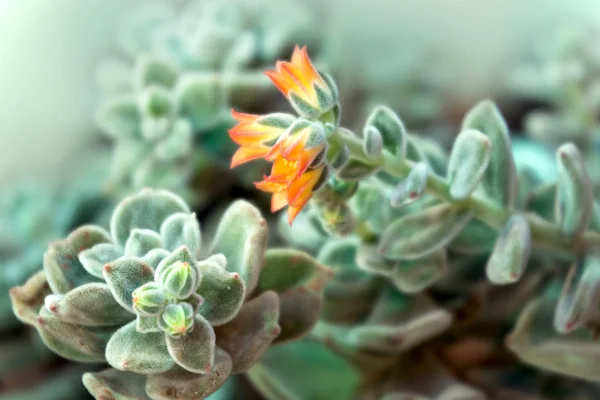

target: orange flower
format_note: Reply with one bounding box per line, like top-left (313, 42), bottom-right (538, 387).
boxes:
top-left (265, 46), bottom-right (338, 118)
top-left (256, 161), bottom-right (326, 224)
top-left (228, 110), bottom-right (296, 167)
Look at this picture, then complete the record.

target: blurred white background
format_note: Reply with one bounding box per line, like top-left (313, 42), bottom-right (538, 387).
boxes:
top-left (1, 0), bottom-right (599, 185)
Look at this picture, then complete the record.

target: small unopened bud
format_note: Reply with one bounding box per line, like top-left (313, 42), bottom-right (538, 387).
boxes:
top-left (159, 302), bottom-right (195, 338)
top-left (132, 282), bottom-right (166, 316)
top-left (157, 260), bottom-right (197, 299)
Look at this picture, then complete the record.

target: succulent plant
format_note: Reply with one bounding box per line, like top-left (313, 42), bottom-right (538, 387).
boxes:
top-left (10, 188), bottom-right (330, 399)
top-left (224, 47), bottom-right (600, 399)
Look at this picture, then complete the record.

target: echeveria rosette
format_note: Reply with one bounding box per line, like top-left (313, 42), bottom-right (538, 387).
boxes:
top-left (10, 189), bottom-right (332, 399)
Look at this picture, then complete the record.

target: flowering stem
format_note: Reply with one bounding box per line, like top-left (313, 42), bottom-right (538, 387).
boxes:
top-left (331, 127), bottom-right (600, 257)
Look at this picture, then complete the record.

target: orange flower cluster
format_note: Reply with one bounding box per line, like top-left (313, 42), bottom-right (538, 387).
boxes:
top-left (229, 111), bottom-right (326, 223)
top-left (228, 46), bottom-right (337, 223)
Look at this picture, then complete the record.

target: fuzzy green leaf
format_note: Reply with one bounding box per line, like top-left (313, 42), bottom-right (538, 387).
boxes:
top-left (124, 229), bottom-right (162, 257)
top-left (160, 212), bottom-right (201, 257)
top-left (447, 129), bottom-right (491, 200)
top-left (555, 143), bottom-right (593, 239)
top-left (335, 158), bottom-right (380, 181)
top-left (449, 219), bottom-right (497, 254)
top-left (155, 119), bottom-right (193, 161)
top-left (210, 200), bottom-right (267, 297)
top-left (110, 189), bottom-right (190, 248)
top-left (44, 225), bottom-right (110, 295)
top-left (166, 315), bottom-right (216, 374)
top-left (106, 320), bottom-right (174, 374)
top-left (317, 238), bottom-right (382, 324)
top-left (141, 248), bottom-right (170, 269)
top-left (175, 73), bottom-right (223, 131)
top-left (196, 259), bottom-right (245, 326)
top-left (460, 100), bottom-right (517, 207)
top-left (390, 162), bottom-right (428, 207)
top-left (508, 298), bottom-right (600, 382)
top-left (345, 288), bottom-right (453, 353)
top-left (554, 250), bottom-right (600, 333)
top-left (97, 96), bottom-right (141, 140)
top-left (103, 257), bottom-right (155, 313)
top-left (364, 105), bottom-right (407, 157)
top-left (79, 243), bottom-right (122, 279)
top-left (215, 291), bottom-right (280, 373)
top-left (247, 339), bottom-right (361, 400)
top-left (133, 55), bottom-right (178, 90)
top-left (83, 368), bottom-right (151, 400)
top-left (362, 125), bottom-right (383, 159)
top-left (36, 307), bottom-right (114, 363)
top-left (44, 283), bottom-right (133, 326)
top-left (256, 248), bottom-right (333, 343)
top-left (146, 350), bottom-right (232, 400)
top-left (379, 204), bottom-right (473, 260)
top-left (486, 214), bottom-right (531, 284)
top-left (390, 250), bottom-right (448, 294)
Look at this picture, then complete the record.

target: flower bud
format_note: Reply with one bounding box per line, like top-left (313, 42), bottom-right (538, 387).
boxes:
top-left (132, 282), bottom-right (166, 316)
top-left (157, 260), bottom-right (198, 299)
top-left (159, 302), bottom-right (195, 337)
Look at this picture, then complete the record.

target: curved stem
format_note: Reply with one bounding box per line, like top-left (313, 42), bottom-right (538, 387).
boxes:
top-left (331, 128), bottom-right (600, 257)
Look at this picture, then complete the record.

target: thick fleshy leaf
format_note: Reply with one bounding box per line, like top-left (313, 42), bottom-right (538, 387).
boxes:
top-left (44, 283), bottom-right (133, 326)
top-left (106, 320), bottom-right (174, 374)
top-left (350, 182), bottom-right (389, 233)
top-left (97, 96), bottom-right (141, 139)
top-left (35, 307), bottom-right (114, 362)
top-left (124, 229), bottom-right (162, 257)
top-left (363, 125), bottom-right (383, 159)
top-left (255, 248), bottom-right (333, 343)
top-left (554, 250), bottom-right (600, 333)
top-left (44, 225), bottom-right (110, 294)
top-left (210, 200), bottom-right (267, 297)
top-left (141, 248), bottom-right (170, 269)
top-left (247, 338), bottom-right (361, 400)
top-left (460, 100), bottom-right (517, 207)
top-left (160, 212), bottom-right (202, 257)
top-left (486, 214), bottom-right (531, 284)
top-left (103, 257), bottom-right (155, 313)
top-left (83, 368), bottom-right (151, 400)
top-left (356, 243), bottom-right (395, 276)
top-left (10, 270), bottom-right (51, 325)
top-left (376, 352), bottom-right (485, 400)
top-left (79, 243), bottom-right (122, 279)
top-left (317, 238), bottom-right (383, 324)
top-left (364, 105), bottom-right (407, 157)
top-left (447, 129), bottom-right (491, 201)
top-left (391, 162), bottom-right (428, 208)
top-left (175, 73), bottom-right (223, 131)
top-left (508, 297), bottom-right (600, 382)
top-left (391, 250), bottom-right (448, 294)
top-left (146, 349), bottom-right (232, 400)
top-left (137, 315), bottom-right (161, 333)
top-left (555, 143), bottom-right (593, 239)
top-left (345, 288), bottom-right (453, 353)
top-left (379, 204), bottom-right (473, 260)
top-left (154, 245), bottom-right (197, 282)
top-left (215, 291), bottom-right (280, 373)
top-left (167, 315), bottom-right (216, 374)
top-left (196, 260), bottom-right (245, 326)
top-left (133, 54), bottom-right (178, 90)
top-left (110, 189), bottom-right (190, 247)
top-left (154, 119), bottom-right (193, 161)
top-left (335, 158), bottom-right (380, 181)
top-left (449, 219), bottom-right (497, 254)
top-left (330, 143), bottom-right (351, 169)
